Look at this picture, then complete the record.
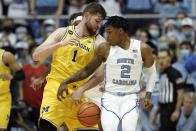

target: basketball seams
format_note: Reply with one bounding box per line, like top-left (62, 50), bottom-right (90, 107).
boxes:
top-left (78, 114), bottom-right (100, 118)
top-left (77, 102), bottom-right (101, 127)
top-left (78, 105), bottom-right (99, 115)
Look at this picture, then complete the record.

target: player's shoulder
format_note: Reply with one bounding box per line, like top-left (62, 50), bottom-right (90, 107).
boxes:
top-left (94, 34), bottom-right (107, 48)
top-left (140, 42), bottom-right (152, 53)
top-left (49, 27), bottom-right (68, 41)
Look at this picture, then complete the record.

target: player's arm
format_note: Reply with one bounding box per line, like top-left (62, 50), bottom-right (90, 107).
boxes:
top-left (79, 64), bottom-right (104, 92)
top-left (57, 42), bottom-right (110, 101)
top-left (141, 43), bottom-right (156, 111)
top-left (30, 65), bottom-right (51, 90)
top-left (33, 28), bottom-right (79, 61)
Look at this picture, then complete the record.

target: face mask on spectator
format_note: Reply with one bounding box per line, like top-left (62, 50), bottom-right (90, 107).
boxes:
top-left (159, 42), bottom-right (168, 49)
top-left (14, 0), bottom-right (25, 4)
top-left (44, 26), bottom-right (55, 34)
top-left (176, 19), bottom-right (182, 28)
top-left (169, 42), bottom-right (176, 50)
top-left (17, 34), bottom-right (25, 41)
top-left (180, 49), bottom-right (190, 59)
top-left (166, 30), bottom-right (178, 38)
top-left (17, 51), bottom-right (26, 59)
top-left (183, 31), bottom-right (194, 38)
top-left (149, 29), bottom-right (159, 39)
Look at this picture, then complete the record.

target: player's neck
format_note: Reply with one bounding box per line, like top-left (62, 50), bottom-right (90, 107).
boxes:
top-left (119, 35), bottom-right (130, 50)
top-left (75, 22), bottom-right (90, 37)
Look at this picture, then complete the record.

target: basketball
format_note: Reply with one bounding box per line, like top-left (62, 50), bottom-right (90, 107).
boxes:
top-left (77, 102), bottom-right (100, 127)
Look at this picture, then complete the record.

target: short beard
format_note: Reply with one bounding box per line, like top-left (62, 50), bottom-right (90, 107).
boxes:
top-left (85, 20), bottom-right (96, 36)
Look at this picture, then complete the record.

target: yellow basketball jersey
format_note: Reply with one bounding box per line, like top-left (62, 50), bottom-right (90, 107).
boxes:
top-left (47, 26), bottom-right (95, 89)
top-left (0, 49), bottom-right (11, 93)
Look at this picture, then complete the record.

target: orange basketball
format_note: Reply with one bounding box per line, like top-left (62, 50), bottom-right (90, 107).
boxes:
top-left (77, 102), bottom-right (100, 127)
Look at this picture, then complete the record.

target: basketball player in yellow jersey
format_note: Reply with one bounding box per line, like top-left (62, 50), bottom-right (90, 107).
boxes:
top-left (0, 48), bottom-right (25, 131)
top-left (32, 2), bottom-right (106, 131)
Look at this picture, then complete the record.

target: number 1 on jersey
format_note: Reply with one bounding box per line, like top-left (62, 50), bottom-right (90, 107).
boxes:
top-left (72, 50), bottom-right (78, 62)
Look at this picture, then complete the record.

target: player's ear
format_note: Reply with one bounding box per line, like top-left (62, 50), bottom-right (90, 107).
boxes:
top-left (119, 28), bottom-right (124, 34)
top-left (84, 12), bottom-right (90, 20)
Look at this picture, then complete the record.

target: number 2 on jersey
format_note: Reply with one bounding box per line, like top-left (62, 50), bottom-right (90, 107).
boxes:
top-left (121, 65), bottom-right (131, 78)
top-left (72, 50), bottom-right (78, 62)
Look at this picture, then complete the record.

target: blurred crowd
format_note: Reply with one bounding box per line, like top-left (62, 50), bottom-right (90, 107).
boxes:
top-left (0, 0), bottom-right (196, 131)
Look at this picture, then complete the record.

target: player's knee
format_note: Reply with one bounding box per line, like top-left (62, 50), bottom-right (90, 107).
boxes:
top-left (39, 119), bottom-right (57, 131)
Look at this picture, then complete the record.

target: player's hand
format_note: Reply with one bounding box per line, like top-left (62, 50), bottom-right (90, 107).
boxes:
top-left (70, 87), bottom-right (84, 109)
top-left (170, 110), bottom-right (180, 122)
top-left (30, 77), bottom-right (45, 91)
top-left (140, 97), bottom-right (154, 112)
top-left (57, 82), bottom-right (69, 101)
top-left (0, 74), bottom-right (13, 81)
top-left (59, 36), bottom-right (80, 47)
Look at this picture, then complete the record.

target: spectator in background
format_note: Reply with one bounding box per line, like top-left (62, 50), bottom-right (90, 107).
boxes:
top-left (137, 29), bottom-right (150, 43)
top-left (36, 19), bottom-right (56, 45)
top-left (22, 45), bottom-right (47, 128)
top-left (183, 0), bottom-right (196, 15)
top-left (158, 36), bottom-right (169, 50)
top-left (154, 0), bottom-right (187, 15)
top-left (7, 0), bottom-right (28, 18)
top-left (175, 11), bottom-right (188, 42)
top-left (100, 0), bottom-right (122, 16)
top-left (175, 11), bottom-right (188, 30)
top-left (148, 23), bottom-right (161, 47)
top-left (173, 41), bottom-right (195, 92)
top-left (29, 0), bottom-right (64, 15)
top-left (0, 17), bottom-right (16, 46)
top-left (15, 41), bottom-right (28, 66)
top-left (181, 17), bottom-right (195, 45)
top-left (152, 49), bottom-right (184, 131)
top-left (168, 36), bottom-right (179, 63)
top-left (15, 26), bottom-right (28, 43)
top-left (29, 0), bottom-right (64, 38)
top-left (42, 19), bottom-right (56, 36)
top-left (67, 0), bottom-right (87, 16)
top-left (176, 92), bottom-right (196, 131)
top-left (164, 19), bottom-right (180, 41)
top-left (125, 0), bottom-right (155, 35)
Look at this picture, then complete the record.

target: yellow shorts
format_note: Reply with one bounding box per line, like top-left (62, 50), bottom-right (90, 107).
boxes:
top-left (0, 92), bottom-right (11, 129)
top-left (40, 79), bottom-right (98, 131)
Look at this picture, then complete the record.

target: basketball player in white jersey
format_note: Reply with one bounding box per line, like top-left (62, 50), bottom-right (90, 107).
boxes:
top-left (57, 16), bottom-right (156, 131)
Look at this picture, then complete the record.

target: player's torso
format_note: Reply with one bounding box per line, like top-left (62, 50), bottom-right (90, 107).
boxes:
top-left (104, 39), bottom-right (143, 93)
top-left (0, 49), bottom-right (11, 93)
top-left (47, 26), bottom-right (95, 88)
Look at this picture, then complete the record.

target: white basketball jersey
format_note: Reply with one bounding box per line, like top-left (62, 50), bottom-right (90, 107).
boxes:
top-left (103, 39), bottom-right (143, 93)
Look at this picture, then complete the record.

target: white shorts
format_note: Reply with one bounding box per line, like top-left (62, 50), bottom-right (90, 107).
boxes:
top-left (101, 92), bottom-right (139, 131)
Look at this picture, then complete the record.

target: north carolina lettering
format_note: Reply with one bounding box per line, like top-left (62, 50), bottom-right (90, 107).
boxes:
top-left (112, 79), bottom-right (137, 85)
top-left (77, 43), bottom-right (90, 52)
top-left (117, 58), bottom-right (134, 64)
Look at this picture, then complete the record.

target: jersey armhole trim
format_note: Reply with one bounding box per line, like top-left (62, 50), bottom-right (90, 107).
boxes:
top-left (1, 51), bottom-right (9, 68)
top-left (92, 34), bottom-right (99, 55)
top-left (60, 27), bottom-right (69, 41)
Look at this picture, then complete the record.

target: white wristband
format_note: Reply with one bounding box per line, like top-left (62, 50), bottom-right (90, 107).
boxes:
top-left (146, 62), bottom-right (156, 92)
